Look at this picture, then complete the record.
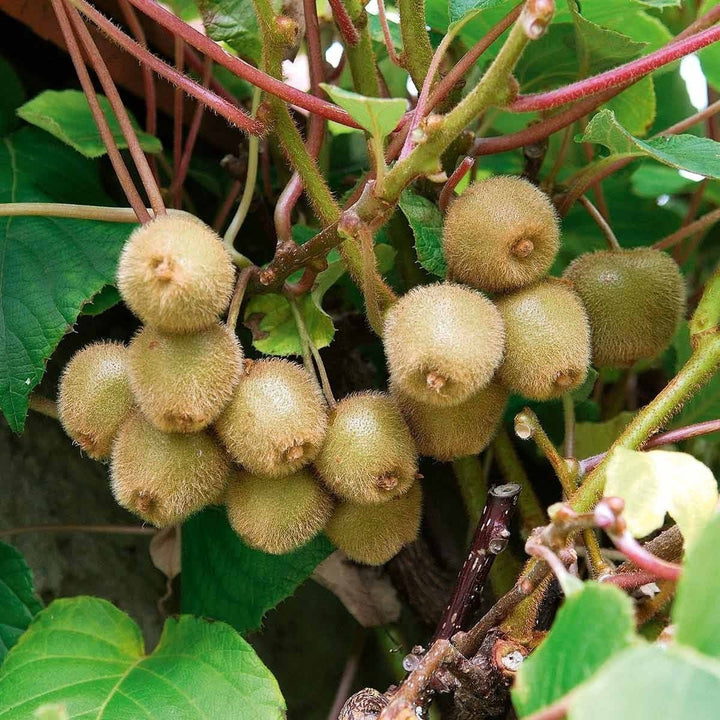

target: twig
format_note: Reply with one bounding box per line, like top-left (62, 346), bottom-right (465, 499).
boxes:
top-left (439, 157), bottom-right (475, 213)
top-left (654, 206), bottom-right (720, 251)
top-left (327, 629), bottom-right (367, 720)
top-left (578, 196), bottom-right (621, 250)
top-left (213, 180), bottom-right (242, 232)
top-left (376, 0), bottom-right (401, 66)
top-left (328, 0), bottom-right (360, 45)
top-left (396, 0), bottom-right (433, 89)
top-left (0, 524), bottom-right (156, 538)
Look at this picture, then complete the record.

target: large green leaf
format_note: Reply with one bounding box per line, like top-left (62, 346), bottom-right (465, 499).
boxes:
top-left (0, 596), bottom-right (285, 719)
top-left (17, 90), bottom-right (161, 159)
top-left (0, 57), bottom-right (24, 138)
top-left (630, 163), bottom-right (695, 198)
top-left (512, 582), bottom-right (636, 717)
top-left (198, 0), bottom-right (264, 64)
top-left (182, 506), bottom-right (333, 633)
top-left (604, 75), bottom-right (656, 137)
top-left (398, 190), bottom-right (446, 277)
top-left (0, 128), bottom-right (136, 431)
top-left (320, 85), bottom-right (407, 139)
top-left (0, 541), bottom-right (42, 662)
top-left (447, 0), bottom-right (513, 26)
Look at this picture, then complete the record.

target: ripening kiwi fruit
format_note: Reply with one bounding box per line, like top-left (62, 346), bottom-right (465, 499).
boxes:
top-left (127, 322), bottom-right (243, 433)
top-left (442, 176), bottom-right (560, 293)
top-left (117, 214), bottom-right (235, 333)
top-left (111, 411), bottom-right (230, 527)
top-left (392, 381), bottom-right (508, 461)
top-left (314, 391), bottom-right (418, 504)
top-left (214, 359), bottom-right (327, 478)
top-left (326, 481), bottom-right (422, 565)
top-left (57, 341), bottom-right (134, 460)
top-left (495, 279), bottom-right (591, 400)
top-left (225, 468), bottom-right (334, 554)
top-left (383, 283), bottom-right (505, 406)
top-left (563, 248), bottom-right (685, 368)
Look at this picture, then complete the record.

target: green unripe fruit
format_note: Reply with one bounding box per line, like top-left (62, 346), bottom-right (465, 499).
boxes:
top-left (214, 359), bottom-right (328, 478)
top-left (392, 381), bottom-right (508, 461)
top-left (128, 322), bottom-right (243, 433)
top-left (57, 341), bottom-right (134, 460)
top-left (117, 214), bottom-right (235, 333)
top-left (225, 468), bottom-right (334, 554)
top-left (314, 391), bottom-right (418, 504)
top-left (326, 482), bottom-right (422, 565)
top-left (383, 283), bottom-right (505, 406)
top-left (111, 411), bottom-right (230, 527)
top-left (495, 279), bottom-right (591, 400)
top-left (563, 248), bottom-right (685, 368)
top-left (442, 176), bottom-right (560, 292)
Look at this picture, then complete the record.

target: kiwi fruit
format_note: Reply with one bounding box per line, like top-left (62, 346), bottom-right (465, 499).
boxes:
top-left (392, 381), bottom-right (508, 461)
top-left (314, 391), bottom-right (418, 504)
top-left (127, 322), bottom-right (243, 433)
top-left (442, 176), bottom-right (560, 292)
top-left (225, 468), bottom-right (334, 554)
top-left (117, 214), bottom-right (235, 333)
top-left (111, 410), bottom-right (230, 527)
top-left (326, 481), bottom-right (423, 565)
top-left (495, 279), bottom-right (591, 400)
top-left (214, 358), bottom-right (328, 478)
top-left (383, 283), bottom-right (505, 406)
top-left (57, 341), bottom-right (134, 460)
top-left (563, 248), bottom-right (685, 368)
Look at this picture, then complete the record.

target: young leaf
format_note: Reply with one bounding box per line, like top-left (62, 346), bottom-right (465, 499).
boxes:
top-left (398, 190), bottom-right (447, 277)
top-left (574, 411), bottom-right (635, 459)
top-left (0, 541), bottom-right (42, 662)
top-left (0, 597), bottom-right (286, 718)
top-left (604, 447), bottom-right (718, 548)
top-left (182, 507), bottom-right (333, 633)
top-left (512, 582), bottom-right (636, 717)
top-left (17, 90), bottom-right (162, 159)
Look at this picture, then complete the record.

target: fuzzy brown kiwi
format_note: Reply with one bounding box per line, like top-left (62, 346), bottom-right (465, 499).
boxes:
top-left (383, 283), bottom-right (505, 407)
top-left (326, 482), bottom-right (422, 566)
top-left (225, 468), bottom-right (334, 554)
top-left (127, 322), bottom-right (243, 433)
top-left (57, 341), bottom-right (134, 460)
top-left (495, 279), bottom-right (591, 400)
top-left (117, 214), bottom-right (235, 333)
top-left (111, 410), bottom-right (230, 527)
top-left (214, 358), bottom-right (328, 478)
top-left (392, 381), bottom-right (508, 461)
top-left (563, 248), bottom-right (685, 368)
top-left (442, 176), bottom-right (560, 292)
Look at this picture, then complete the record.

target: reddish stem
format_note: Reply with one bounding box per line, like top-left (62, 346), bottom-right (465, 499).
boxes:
top-left (654, 206), bottom-right (720, 251)
top-left (173, 37), bottom-right (185, 209)
top-left (213, 180), bottom-right (242, 232)
top-left (675, 3), bottom-right (720, 41)
top-left (377, 0), bottom-right (401, 66)
top-left (602, 570), bottom-right (658, 589)
top-left (328, 0), bottom-right (361, 45)
top-left (439, 157), bottom-right (475, 213)
top-left (608, 530), bottom-right (682, 581)
top-left (304, 0), bottom-right (325, 93)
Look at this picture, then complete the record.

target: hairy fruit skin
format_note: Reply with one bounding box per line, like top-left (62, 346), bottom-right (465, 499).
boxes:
top-left (442, 176), bottom-right (560, 292)
top-left (111, 411), bottom-right (231, 527)
top-left (214, 359), bottom-right (328, 478)
top-left (57, 341), bottom-right (134, 460)
top-left (563, 248), bottom-right (686, 368)
top-left (392, 381), bottom-right (508, 461)
top-left (383, 283), bottom-right (505, 407)
top-left (326, 482), bottom-right (422, 565)
top-left (314, 391), bottom-right (418, 504)
top-left (128, 322), bottom-right (243, 433)
top-left (225, 468), bottom-right (334, 554)
top-left (117, 214), bottom-right (235, 333)
top-left (495, 279), bottom-right (591, 400)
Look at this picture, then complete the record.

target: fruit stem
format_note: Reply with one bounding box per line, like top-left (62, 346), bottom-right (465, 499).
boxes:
top-left (0, 524), bottom-right (156, 538)
top-left (0, 203), bottom-right (149, 222)
top-left (28, 394), bottom-right (59, 420)
top-left (226, 267), bottom-right (254, 330)
top-left (578, 196), bottom-right (621, 250)
top-left (654, 206), bottom-right (720, 252)
top-left (439, 157), bottom-right (475, 213)
top-left (172, 38), bottom-right (185, 209)
top-left (562, 393), bottom-right (575, 459)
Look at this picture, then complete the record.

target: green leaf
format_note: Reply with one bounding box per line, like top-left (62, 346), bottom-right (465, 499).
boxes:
top-left (182, 506), bottom-right (333, 633)
top-left (0, 596), bottom-right (285, 718)
top-left (80, 285), bottom-right (121, 316)
top-left (605, 75), bottom-right (656, 137)
top-left (581, 109), bottom-right (720, 179)
top-left (319, 84), bottom-right (407, 139)
top-left (674, 514), bottom-right (720, 658)
top-left (398, 190), bottom-right (446, 277)
top-left (631, 163), bottom-right (695, 198)
top-left (17, 90), bottom-right (161, 159)
top-left (569, 645), bottom-right (720, 720)
top-left (574, 411), bottom-right (635, 459)
top-left (197, 0), bottom-right (267, 64)
top-left (0, 128), bottom-right (136, 432)
top-left (0, 541), bottom-right (42, 662)
top-left (512, 582), bottom-right (636, 717)
top-left (447, 0), bottom-right (513, 26)
top-left (0, 57), bottom-right (24, 137)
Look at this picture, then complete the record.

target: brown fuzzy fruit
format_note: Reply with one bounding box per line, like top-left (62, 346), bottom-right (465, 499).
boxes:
top-left (214, 359), bottom-right (327, 478)
top-left (111, 411), bottom-right (230, 527)
top-left (392, 381), bottom-right (508, 461)
top-left (128, 322), bottom-right (243, 433)
top-left (117, 214), bottom-right (235, 333)
top-left (57, 341), bottom-right (134, 460)
top-left (225, 468), bottom-right (334, 554)
top-left (314, 391), bottom-right (418, 504)
top-left (326, 482), bottom-right (422, 565)
top-left (443, 176), bottom-right (560, 292)
top-left (563, 248), bottom-right (685, 368)
top-left (495, 279), bottom-right (591, 400)
top-left (383, 283), bottom-right (505, 406)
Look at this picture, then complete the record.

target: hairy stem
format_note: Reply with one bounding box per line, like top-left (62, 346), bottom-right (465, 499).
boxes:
top-left (376, 0), bottom-right (402, 66)
top-left (340, 0), bottom-right (382, 96)
top-left (654, 206), bottom-right (720, 251)
top-left (579, 195), bottom-right (621, 250)
top-left (397, 0), bottom-right (434, 89)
